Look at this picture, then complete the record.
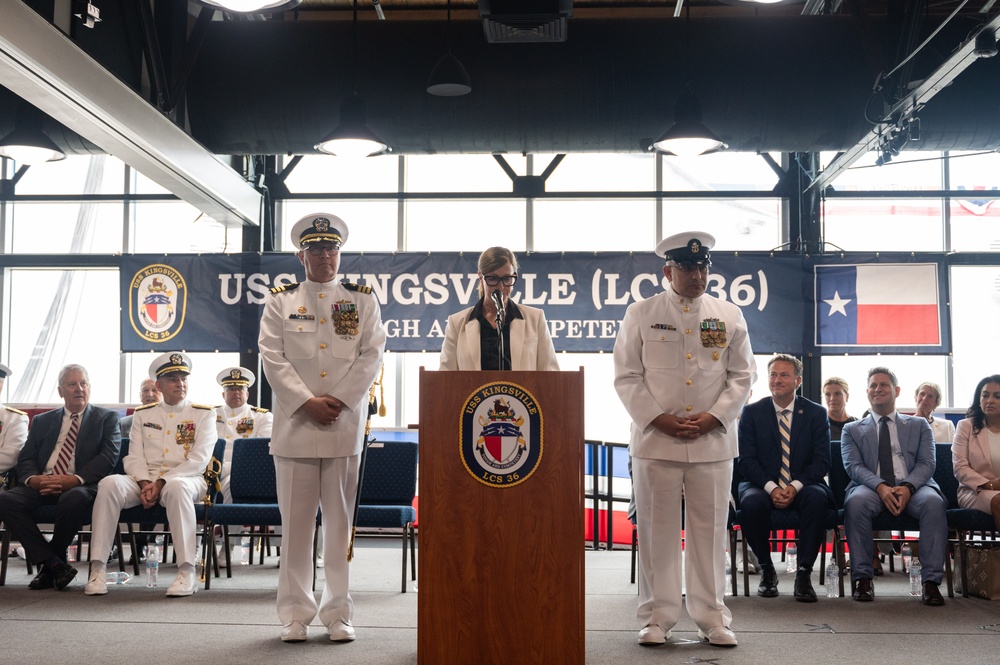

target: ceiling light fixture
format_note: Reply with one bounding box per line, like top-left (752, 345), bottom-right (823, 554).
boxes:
top-left (195, 0), bottom-right (302, 13)
top-left (427, 0), bottom-right (472, 96)
top-left (0, 126), bottom-right (66, 165)
top-left (314, 0), bottom-right (389, 157)
top-left (974, 28), bottom-right (998, 58)
top-left (650, 3), bottom-right (726, 157)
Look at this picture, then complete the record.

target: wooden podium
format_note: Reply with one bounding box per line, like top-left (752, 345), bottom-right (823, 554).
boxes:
top-left (418, 369), bottom-right (585, 665)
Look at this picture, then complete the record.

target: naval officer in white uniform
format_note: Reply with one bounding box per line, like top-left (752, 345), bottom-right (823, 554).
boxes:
top-left (85, 352), bottom-right (217, 597)
top-left (258, 213), bottom-right (386, 644)
top-left (614, 232), bottom-right (755, 648)
top-left (215, 366), bottom-right (273, 503)
top-left (0, 362), bottom-right (29, 474)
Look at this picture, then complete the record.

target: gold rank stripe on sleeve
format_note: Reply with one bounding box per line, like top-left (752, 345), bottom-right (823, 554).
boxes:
top-left (269, 282), bottom-right (300, 294)
top-left (341, 281), bottom-right (372, 294)
top-left (134, 402), bottom-right (158, 412)
top-left (5, 406), bottom-right (27, 415)
top-left (192, 403), bottom-right (215, 410)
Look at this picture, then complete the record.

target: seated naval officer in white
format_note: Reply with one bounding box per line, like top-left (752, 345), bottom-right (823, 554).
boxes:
top-left (440, 246), bottom-right (559, 371)
top-left (85, 352), bottom-right (216, 597)
top-left (215, 366), bottom-right (273, 503)
top-left (0, 362), bottom-right (29, 474)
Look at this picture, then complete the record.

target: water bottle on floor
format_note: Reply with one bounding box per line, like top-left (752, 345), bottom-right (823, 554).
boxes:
top-left (240, 534), bottom-right (251, 565)
top-left (68, 535), bottom-right (79, 562)
top-left (785, 542), bottom-right (798, 573)
top-left (724, 562), bottom-right (733, 596)
top-left (146, 538), bottom-right (160, 588)
top-left (107, 571), bottom-right (131, 585)
top-left (825, 562), bottom-right (838, 598)
top-left (909, 557), bottom-right (922, 595)
top-left (901, 542), bottom-right (912, 571)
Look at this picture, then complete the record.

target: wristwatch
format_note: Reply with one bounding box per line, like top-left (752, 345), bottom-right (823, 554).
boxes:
top-left (900, 481), bottom-right (916, 496)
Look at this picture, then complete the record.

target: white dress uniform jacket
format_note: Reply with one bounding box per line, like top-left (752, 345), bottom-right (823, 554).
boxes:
top-left (127, 399), bottom-right (217, 483)
top-left (614, 289), bottom-right (756, 462)
top-left (216, 404), bottom-right (273, 502)
top-left (439, 302), bottom-right (559, 371)
top-left (258, 279), bottom-right (386, 457)
top-left (0, 405), bottom-right (29, 474)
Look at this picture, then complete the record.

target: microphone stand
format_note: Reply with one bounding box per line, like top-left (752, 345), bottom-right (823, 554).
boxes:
top-left (492, 291), bottom-right (506, 370)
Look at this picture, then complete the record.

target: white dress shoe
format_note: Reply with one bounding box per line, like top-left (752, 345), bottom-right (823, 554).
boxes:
top-left (165, 570), bottom-right (198, 597)
top-left (327, 619), bottom-right (356, 642)
top-left (698, 626), bottom-right (738, 647)
top-left (638, 624), bottom-right (670, 645)
top-left (84, 567), bottom-right (107, 596)
top-left (280, 621), bottom-right (309, 643)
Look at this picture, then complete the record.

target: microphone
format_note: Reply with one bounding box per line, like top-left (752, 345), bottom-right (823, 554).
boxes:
top-left (491, 290), bottom-right (506, 325)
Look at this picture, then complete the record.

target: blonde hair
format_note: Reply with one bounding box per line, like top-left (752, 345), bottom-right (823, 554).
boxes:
top-left (477, 246), bottom-right (519, 298)
top-left (823, 376), bottom-right (850, 396)
top-left (915, 382), bottom-right (943, 408)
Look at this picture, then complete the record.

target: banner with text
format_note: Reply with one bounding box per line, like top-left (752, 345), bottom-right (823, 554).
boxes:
top-left (120, 252), bottom-right (948, 355)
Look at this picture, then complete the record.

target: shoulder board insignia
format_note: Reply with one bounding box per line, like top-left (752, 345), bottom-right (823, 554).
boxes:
top-left (270, 282), bottom-right (300, 294)
top-left (135, 402), bottom-right (158, 412)
top-left (251, 406), bottom-right (270, 414)
top-left (341, 281), bottom-right (372, 294)
top-left (5, 406), bottom-right (27, 416)
top-left (193, 403), bottom-right (214, 410)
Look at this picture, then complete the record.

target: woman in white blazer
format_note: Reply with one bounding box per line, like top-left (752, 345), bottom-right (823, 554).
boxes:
top-left (952, 374), bottom-right (1000, 531)
top-left (914, 381), bottom-right (956, 443)
top-left (439, 247), bottom-right (559, 371)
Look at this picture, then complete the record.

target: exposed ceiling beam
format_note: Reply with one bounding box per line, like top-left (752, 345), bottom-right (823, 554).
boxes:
top-left (0, 1), bottom-right (261, 227)
top-left (811, 12), bottom-right (1000, 192)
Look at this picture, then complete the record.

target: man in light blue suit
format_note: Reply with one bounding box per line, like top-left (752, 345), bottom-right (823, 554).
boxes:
top-left (841, 366), bottom-right (946, 606)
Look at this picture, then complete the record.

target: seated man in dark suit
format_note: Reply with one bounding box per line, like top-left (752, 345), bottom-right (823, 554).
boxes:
top-left (0, 364), bottom-right (121, 590)
top-left (738, 354), bottom-right (833, 602)
top-left (842, 366), bottom-right (947, 606)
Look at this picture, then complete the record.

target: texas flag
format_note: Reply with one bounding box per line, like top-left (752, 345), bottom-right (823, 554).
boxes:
top-left (815, 264), bottom-right (941, 346)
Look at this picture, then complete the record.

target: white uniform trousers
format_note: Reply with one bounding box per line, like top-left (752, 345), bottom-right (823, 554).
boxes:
top-left (90, 474), bottom-right (207, 568)
top-left (633, 457), bottom-right (733, 632)
top-left (275, 455), bottom-right (359, 629)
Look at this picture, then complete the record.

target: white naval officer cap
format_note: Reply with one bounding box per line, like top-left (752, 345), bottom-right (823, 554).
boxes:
top-left (217, 366), bottom-right (255, 388)
top-left (149, 352), bottom-right (193, 379)
top-left (290, 213), bottom-right (349, 250)
top-left (0, 362), bottom-right (11, 379)
top-left (655, 231), bottom-right (716, 264)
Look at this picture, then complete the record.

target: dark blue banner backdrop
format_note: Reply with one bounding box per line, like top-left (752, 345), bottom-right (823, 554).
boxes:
top-left (120, 252), bottom-right (948, 355)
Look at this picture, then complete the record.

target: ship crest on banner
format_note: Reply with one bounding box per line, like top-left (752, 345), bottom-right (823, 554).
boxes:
top-left (129, 264), bottom-right (188, 343)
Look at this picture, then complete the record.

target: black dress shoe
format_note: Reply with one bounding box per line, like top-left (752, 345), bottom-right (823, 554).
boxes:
top-left (922, 581), bottom-right (944, 606)
top-left (28, 568), bottom-right (55, 590)
top-left (793, 573), bottom-right (818, 602)
top-left (852, 577), bottom-right (874, 602)
top-left (872, 555), bottom-right (884, 576)
top-left (53, 562), bottom-right (78, 591)
top-left (757, 567), bottom-right (779, 597)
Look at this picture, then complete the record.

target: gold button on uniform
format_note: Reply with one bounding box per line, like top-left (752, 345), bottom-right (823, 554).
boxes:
top-left (298, 326), bottom-right (303, 331)
top-left (685, 329), bottom-right (692, 334)
top-left (685, 353), bottom-right (692, 360)
top-left (321, 371), bottom-right (327, 378)
top-left (686, 380), bottom-right (693, 385)
top-left (320, 318), bottom-right (327, 324)
top-left (163, 448), bottom-right (169, 454)
top-left (168, 414), bottom-right (174, 419)
top-left (318, 293), bottom-right (325, 299)
top-left (683, 306), bottom-right (690, 313)
top-left (320, 343), bottom-right (327, 349)
top-left (685, 405), bottom-right (693, 412)
top-left (659, 335), bottom-right (665, 341)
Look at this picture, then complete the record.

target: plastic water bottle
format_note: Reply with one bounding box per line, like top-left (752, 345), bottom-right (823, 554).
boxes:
top-left (724, 562), bottom-right (733, 596)
top-left (240, 534), bottom-right (251, 565)
top-left (146, 538), bottom-right (160, 588)
top-left (68, 535), bottom-right (78, 562)
top-left (107, 571), bottom-right (131, 585)
top-left (785, 542), bottom-right (798, 573)
top-left (909, 557), bottom-right (922, 595)
top-left (825, 562), bottom-right (839, 598)
top-left (901, 542), bottom-right (912, 571)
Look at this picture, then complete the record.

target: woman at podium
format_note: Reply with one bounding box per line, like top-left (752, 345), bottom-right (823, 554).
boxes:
top-left (439, 246), bottom-right (559, 372)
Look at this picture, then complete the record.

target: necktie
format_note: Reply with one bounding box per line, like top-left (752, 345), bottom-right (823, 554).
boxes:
top-left (778, 409), bottom-right (792, 489)
top-left (878, 415), bottom-right (895, 486)
top-left (53, 413), bottom-right (80, 476)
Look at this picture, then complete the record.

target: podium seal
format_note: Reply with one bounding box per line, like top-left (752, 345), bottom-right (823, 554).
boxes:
top-left (460, 381), bottom-right (543, 488)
